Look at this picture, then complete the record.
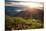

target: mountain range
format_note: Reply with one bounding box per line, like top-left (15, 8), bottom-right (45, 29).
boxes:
top-left (5, 6), bottom-right (43, 19)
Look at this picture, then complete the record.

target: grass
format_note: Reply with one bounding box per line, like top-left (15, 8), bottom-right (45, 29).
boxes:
top-left (5, 16), bottom-right (44, 30)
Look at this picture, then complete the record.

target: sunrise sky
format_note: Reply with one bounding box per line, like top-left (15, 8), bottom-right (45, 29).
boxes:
top-left (5, 0), bottom-right (44, 12)
top-left (6, 2), bottom-right (43, 9)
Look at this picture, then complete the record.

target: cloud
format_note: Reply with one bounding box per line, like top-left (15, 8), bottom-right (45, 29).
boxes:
top-left (5, 0), bottom-right (44, 2)
top-left (5, 2), bottom-right (43, 9)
